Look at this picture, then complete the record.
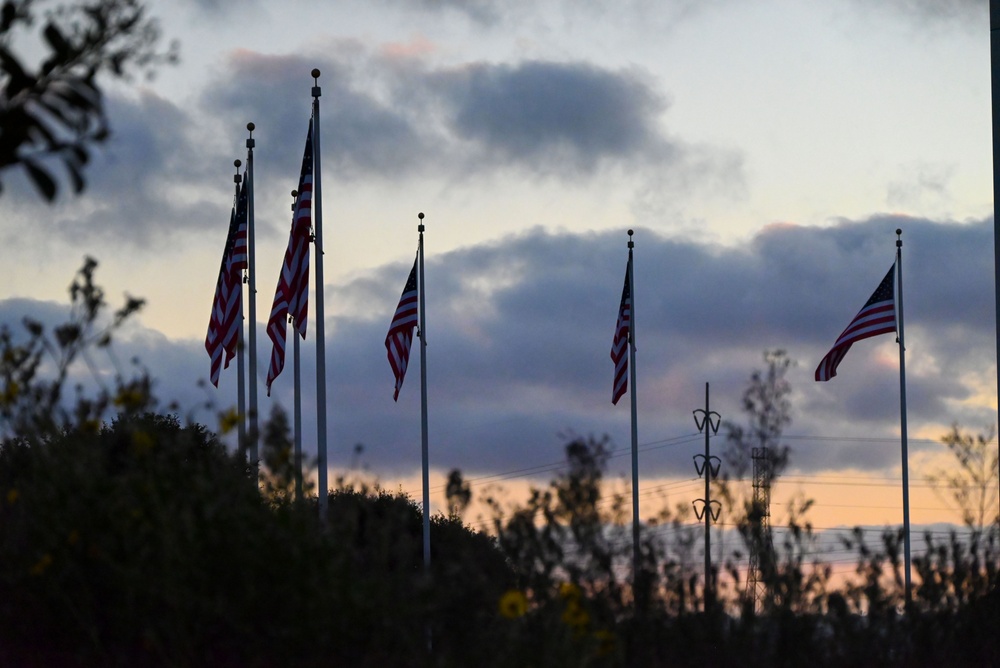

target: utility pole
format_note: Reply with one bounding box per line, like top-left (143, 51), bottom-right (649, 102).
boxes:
top-left (692, 382), bottom-right (722, 610)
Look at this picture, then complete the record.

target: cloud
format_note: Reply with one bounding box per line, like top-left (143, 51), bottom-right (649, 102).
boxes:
top-left (0, 90), bottom-right (230, 248)
top-left (198, 49), bottom-right (745, 219)
top-left (872, 0), bottom-right (985, 23)
top-left (3, 43), bottom-right (742, 267)
top-left (201, 50), bottom-right (428, 181)
top-left (424, 58), bottom-right (744, 201)
top-left (375, 0), bottom-right (732, 32)
top-left (3, 214), bottom-right (992, 482)
top-left (848, 0), bottom-right (986, 32)
top-left (434, 61), bottom-right (666, 171)
top-left (300, 215), bottom-right (995, 478)
top-left (393, 0), bottom-right (508, 25)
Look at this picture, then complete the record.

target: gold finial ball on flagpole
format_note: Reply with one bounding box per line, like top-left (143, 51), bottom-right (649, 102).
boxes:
top-left (628, 228), bottom-right (634, 236)
top-left (896, 228), bottom-right (902, 235)
top-left (247, 122), bottom-right (255, 133)
top-left (418, 212), bottom-right (425, 220)
top-left (234, 159), bottom-right (241, 168)
top-left (312, 68), bottom-right (321, 79)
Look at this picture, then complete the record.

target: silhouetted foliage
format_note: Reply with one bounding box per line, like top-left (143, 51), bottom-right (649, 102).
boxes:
top-left (0, 0), bottom-right (177, 200)
top-left (0, 256), bottom-right (148, 440)
top-left (445, 467), bottom-right (471, 517)
top-left (0, 265), bottom-right (997, 666)
top-left (721, 349), bottom-right (793, 483)
top-left (927, 422), bottom-right (999, 533)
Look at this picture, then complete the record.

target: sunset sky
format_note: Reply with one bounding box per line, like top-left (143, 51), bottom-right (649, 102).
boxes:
top-left (1, 0), bottom-right (995, 550)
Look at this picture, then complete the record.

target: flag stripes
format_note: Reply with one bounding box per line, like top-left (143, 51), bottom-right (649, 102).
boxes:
top-left (266, 123), bottom-right (314, 395)
top-left (815, 263), bottom-right (897, 382)
top-left (205, 173), bottom-right (248, 387)
top-left (386, 257), bottom-right (418, 401)
top-left (611, 262), bottom-right (631, 405)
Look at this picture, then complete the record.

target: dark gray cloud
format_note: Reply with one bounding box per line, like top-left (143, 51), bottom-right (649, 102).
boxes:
top-left (424, 59), bottom-right (744, 191)
top-left (847, 0), bottom-right (986, 33)
top-left (438, 61), bottom-right (663, 163)
top-left (274, 215), bottom-right (994, 480)
top-left (4, 47), bottom-right (741, 250)
top-left (393, 0), bottom-right (507, 25)
top-left (201, 50), bottom-right (742, 194)
top-left (375, 0), bottom-right (730, 32)
top-left (177, 0), bottom-right (261, 15)
top-left (865, 0), bottom-right (986, 23)
top-left (3, 216), bottom-right (992, 483)
top-left (201, 51), bottom-right (428, 181)
top-left (1, 90), bottom-right (231, 248)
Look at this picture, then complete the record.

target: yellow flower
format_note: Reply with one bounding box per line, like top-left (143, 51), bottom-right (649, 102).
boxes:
top-left (30, 553), bottom-right (53, 576)
top-left (6, 488), bottom-right (18, 505)
top-left (1, 380), bottom-right (19, 405)
top-left (131, 430), bottom-right (154, 456)
top-left (113, 389), bottom-right (133, 407)
top-left (113, 386), bottom-right (146, 411)
top-left (594, 629), bottom-right (616, 657)
top-left (559, 581), bottom-right (581, 601)
top-left (219, 408), bottom-right (242, 435)
top-left (561, 600), bottom-right (590, 629)
top-left (498, 589), bottom-right (528, 619)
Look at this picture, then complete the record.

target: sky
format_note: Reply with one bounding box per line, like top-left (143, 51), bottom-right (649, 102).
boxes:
top-left (1, 0), bottom-right (996, 539)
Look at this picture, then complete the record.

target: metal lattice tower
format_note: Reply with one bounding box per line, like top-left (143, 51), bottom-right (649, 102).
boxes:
top-left (745, 447), bottom-right (775, 610)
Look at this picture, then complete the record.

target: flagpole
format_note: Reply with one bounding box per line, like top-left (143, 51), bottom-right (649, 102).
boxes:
top-left (291, 189), bottom-right (304, 502)
top-left (293, 325), bottom-right (303, 499)
top-left (246, 123), bottom-right (260, 475)
top-left (234, 160), bottom-right (248, 459)
top-left (896, 228), bottom-right (912, 607)
top-left (417, 214), bottom-right (431, 574)
top-left (627, 230), bottom-right (640, 582)
top-left (991, 0), bottom-right (1000, 439)
top-left (418, 214), bottom-right (433, 653)
top-left (311, 69), bottom-right (329, 522)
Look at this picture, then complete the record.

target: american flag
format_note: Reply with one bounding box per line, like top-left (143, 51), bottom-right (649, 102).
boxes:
top-left (205, 173), bottom-right (248, 387)
top-left (815, 263), bottom-right (896, 382)
top-left (611, 261), bottom-right (631, 405)
top-left (385, 257), bottom-right (418, 401)
top-left (266, 124), bottom-right (313, 395)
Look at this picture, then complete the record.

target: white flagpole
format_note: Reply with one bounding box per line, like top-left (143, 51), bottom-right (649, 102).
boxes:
top-left (418, 214), bottom-right (431, 572)
top-left (294, 329), bottom-right (303, 501)
top-left (311, 70), bottom-right (329, 522)
top-left (234, 160), bottom-right (248, 459)
top-left (418, 214), bottom-right (432, 653)
top-left (245, 123), bottom-right (260, 476)
top-left (991, 0), bottom-right (1000, 447)
top-left (291, 189), bottom-right (304, 502)
top-left (627, 230), bottom-right (640, 581)
top-left (896, 228), bottom-right (912, 606)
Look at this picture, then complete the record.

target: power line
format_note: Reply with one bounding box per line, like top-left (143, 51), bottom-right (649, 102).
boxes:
top-left (396, 425), bottom-right (995, 515)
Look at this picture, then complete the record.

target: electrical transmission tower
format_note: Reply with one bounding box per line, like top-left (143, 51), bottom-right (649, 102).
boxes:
top-left (745, 446), bottom-right (776, 610)
top-left (692, 382), bottom-right (722, 610)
